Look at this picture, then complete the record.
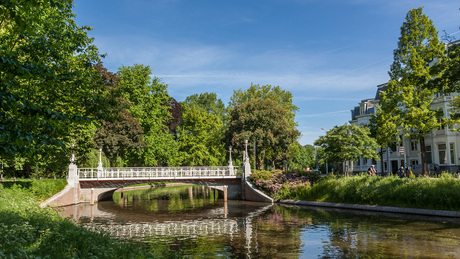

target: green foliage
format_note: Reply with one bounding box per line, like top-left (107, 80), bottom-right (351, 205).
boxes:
top-left (184, 92), bottom-right (227, 127)
top-left (288, 143), bottom-right (316, 170)
top-left (0, 0), bottom-right (115, 161)
top-left (177, 103), bottom-right (225, 166)
top-left (228, 83), bottom-right (298, 124)
top-left (226, 98), bottom-right (300, 169)
top-left (0, 179), bottom-right (67, 202)
top-left (294, 174), bottom-right (460, 211)
top-left (314, 124), bottom-right (379, 172)
top-left (80, 148), bottom-right (110, 168)
top-left (117, 64), bottom-right (178, 166)
top-left (378, 7), bottom-right (446, 175)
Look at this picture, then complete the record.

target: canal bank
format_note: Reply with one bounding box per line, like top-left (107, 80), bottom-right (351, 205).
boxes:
top-left (276, 199), bottom-right (460, 218)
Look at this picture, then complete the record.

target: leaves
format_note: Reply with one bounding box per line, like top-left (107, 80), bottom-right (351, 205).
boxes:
top-left (314, 124), bottom-right (379, 168)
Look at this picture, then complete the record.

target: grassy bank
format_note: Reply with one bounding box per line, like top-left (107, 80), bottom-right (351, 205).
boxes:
top-left (0, 180), bottom-right (179, 258)
top-left (252, 172), bottom-right (460, 211)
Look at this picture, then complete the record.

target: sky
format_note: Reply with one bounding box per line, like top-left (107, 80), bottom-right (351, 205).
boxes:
top-left (73, 0), bottom-right (459, 146)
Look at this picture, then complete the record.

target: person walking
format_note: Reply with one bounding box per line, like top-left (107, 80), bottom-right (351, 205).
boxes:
top-left (398, 166), bottom-right (406, 178)
top-left (367, 165), bottom-right (376, 176)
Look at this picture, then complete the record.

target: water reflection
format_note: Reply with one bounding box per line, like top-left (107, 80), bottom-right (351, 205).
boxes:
top-left (60, 185), bottom-right (460, 258)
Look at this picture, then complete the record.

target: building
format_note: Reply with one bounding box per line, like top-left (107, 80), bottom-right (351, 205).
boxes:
top-left (349, 83), bottom-right (460, 174)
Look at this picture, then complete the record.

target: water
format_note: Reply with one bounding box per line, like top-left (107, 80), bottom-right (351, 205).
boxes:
top-left (60, 185), bottom-right (460, 258)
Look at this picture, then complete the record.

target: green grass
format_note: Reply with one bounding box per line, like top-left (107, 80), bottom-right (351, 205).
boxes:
top-left (292, 173), bottom-right (460, 211)
top-left (0, 181), bottom-right (180, 258)
top-left (0, 179), bottom-right (68, 202)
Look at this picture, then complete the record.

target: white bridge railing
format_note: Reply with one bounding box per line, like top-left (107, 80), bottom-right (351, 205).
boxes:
top-left (78, 166), bottom-right (242, 180)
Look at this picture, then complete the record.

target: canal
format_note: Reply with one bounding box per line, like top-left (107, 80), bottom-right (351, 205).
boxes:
top-left (60, 185), bottom-right (460, 258)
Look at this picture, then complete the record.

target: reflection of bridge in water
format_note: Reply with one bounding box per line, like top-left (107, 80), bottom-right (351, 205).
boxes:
top-left (86, 219), bottom-right (240, 240)
top-left (65, 201), bottom-right (273, 241)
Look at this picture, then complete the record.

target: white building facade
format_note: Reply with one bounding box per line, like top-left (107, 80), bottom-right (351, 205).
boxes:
top-left (349, 84), bottom-right (460, 175)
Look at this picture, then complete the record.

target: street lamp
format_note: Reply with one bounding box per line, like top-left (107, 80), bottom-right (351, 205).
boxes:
top-left (70, 143), bottom-right (76, 165)
top-left (228, 146), bottom-right (233, 167)
top-left (243, 136), bottom-right (249, 163)
top-left (97, 145), bottom-right (103, 177)
top-left (321, 128), bottom-right (329, 174)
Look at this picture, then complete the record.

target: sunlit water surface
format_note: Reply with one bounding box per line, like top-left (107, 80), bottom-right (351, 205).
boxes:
top-left (60, 185), bottom-right (460, 258)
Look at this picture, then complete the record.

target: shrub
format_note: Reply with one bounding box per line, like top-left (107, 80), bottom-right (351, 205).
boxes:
top-left (250, 170), bottom-right (316, 199)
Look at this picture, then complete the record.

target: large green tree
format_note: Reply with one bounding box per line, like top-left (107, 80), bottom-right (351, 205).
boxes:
top-left (0, 1), bottom-right (117, 176)
top-left (177, 103), bottom-right (225, 166)
top-left (377, 7), bottom-right (446, 175)
top-left (228, 83), bottom-right (298, 124)
top-left (184, 92), bottom-right (226, 125)
top-left (226, 99), bottom-right (300, 170)
top-left (116, 64), bottom-right (178, 166)
top-left (314, 124), bottom-right (379, 175)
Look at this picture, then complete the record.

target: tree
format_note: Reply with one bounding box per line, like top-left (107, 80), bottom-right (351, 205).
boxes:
top-left (226, 99), bottom-right (300, 170)
top-left (369, 101), bottom-right (399, 175)
top-left (288, 143), bottom-right (316, 170)
top-left (431, 39), bottom-right (460, 120)
top-left (378, 7), bottom-right (446, 175)
top-left (116, 64), bottom-right (178, 166)
top-left (314, 124), bottom-right (379, 175)
top-left (228, 83), bottom-right (298, 125)
top-left (0, 1), bottom-right (120, 176)
top-left (94, 109), bottom-right (145, 167)
top-left (184, 92), bottom-right (226, 125)
top-left (177, 104), bottom-right (225, 166)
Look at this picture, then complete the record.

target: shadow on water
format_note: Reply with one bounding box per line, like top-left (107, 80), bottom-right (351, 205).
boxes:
top-left (60, 185), bottom-right (460, 258)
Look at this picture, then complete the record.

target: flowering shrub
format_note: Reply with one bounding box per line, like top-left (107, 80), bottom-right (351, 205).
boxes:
top-left (251, 170), bottom-right (318, 199)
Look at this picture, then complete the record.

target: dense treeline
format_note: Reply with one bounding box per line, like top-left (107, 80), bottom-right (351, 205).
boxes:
top-left (0, 1), bottom-right (315, 178)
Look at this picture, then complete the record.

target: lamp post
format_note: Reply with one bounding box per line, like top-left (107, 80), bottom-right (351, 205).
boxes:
top-left (97, 145), bottom-right (103, 177)
top-left (70, 143), bottom-right (76, 165)
top-left (228, 146), bottom-right (233, 167)
top-left (244, 136), bottom-right (249, 164)
top-left (321, 128), bottom-right (329, 174)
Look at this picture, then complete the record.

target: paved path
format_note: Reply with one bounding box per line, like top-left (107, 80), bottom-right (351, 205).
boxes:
top-left (276, 199), bottom-right (460, 218)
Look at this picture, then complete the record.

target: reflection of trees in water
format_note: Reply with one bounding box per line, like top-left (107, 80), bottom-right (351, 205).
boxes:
top-left (112, 185), bottom-right (219, 213)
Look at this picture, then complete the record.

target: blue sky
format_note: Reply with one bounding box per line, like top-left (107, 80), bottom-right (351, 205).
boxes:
top-left (73, 0), bottom-right (459, 146)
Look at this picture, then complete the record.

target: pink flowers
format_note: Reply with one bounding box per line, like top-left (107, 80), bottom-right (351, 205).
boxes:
top-left (252, 170), bottom-right (315, 198)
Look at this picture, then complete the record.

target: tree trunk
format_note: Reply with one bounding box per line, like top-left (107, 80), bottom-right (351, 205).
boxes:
top-left (420, 138), bottom-right (428, 176)
top-left (380, 148), bottom-right (384, 176)
top-left (257, 150), bottom-right (265, 170)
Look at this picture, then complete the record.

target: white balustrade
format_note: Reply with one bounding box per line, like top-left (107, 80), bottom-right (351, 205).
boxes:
top-left (78, 166), bottom-right (241, 180)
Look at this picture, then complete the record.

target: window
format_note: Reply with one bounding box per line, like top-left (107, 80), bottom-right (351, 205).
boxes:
top-left (384, 162), bottom-right (387, 171)
top-left (438, 144), bottom-right (447, 164)
top-left (411, 141), bottom-right (418, 151)
top-left (450, 143), bottom-right (455, 164)
top-left (426, 146), bottom-right (432, 164)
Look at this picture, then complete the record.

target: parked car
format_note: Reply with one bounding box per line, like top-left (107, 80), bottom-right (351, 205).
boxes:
top-left (411, 163), bottom-right (440, 176)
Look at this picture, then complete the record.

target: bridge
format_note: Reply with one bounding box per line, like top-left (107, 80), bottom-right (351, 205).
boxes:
top-left (42, 157), bottom-right (273, 207)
